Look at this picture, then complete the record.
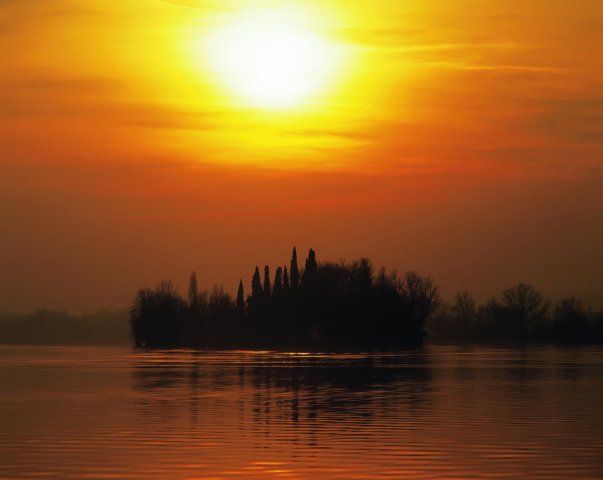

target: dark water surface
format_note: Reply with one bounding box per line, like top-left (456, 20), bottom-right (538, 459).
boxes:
top-left (1, 345), bottom-right (603, 479)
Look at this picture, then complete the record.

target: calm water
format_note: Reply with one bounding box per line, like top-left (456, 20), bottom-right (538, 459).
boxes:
top-left (1, 345), bottom-right (603, 479)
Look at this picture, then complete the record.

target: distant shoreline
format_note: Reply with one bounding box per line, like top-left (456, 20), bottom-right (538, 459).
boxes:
top-left (2, 249), bottom-right (601, 348)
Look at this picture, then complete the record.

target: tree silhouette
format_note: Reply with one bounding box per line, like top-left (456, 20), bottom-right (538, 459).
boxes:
top-left (130, 280), bottom-right (187, 347)
top-left (273, 267), bottom-right (283, 297)
top-left (131, 247), bottom-right (603, 348)
top-left (501, 283), bottom-right (549, 339)
top-left (188, 272), bottom-right (198, 306)
top-left (130, 247), bottom-right (452, 348)
top-left (302, 248), bottom-right (318, 286)
top-left (283, 266), bottom-right (290, 291)
top-left (263, 265), bottom-right (271, 299)
top-left (552, 297), bottom-right (589, 342)
top-left (401, 271), bottom-right (440, 331)
top-left (236, 279), bottom-right (245, 315)
top-left (290, 247), bottom-right (300, 290)
top-left (427, 283), bottom-right (602, 343)
top-left (452, 291), bottom-right (476, 331)
top-left (251, 266), bottom-right (263, 301)
top-left (356, 258), bottom-right (373, 292)
top-left (188, 272), bottom-right (202, 319)
top-left (247, 266), bottom-right (264, 319)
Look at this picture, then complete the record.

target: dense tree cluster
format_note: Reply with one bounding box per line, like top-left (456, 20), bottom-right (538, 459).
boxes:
top-left (428, 285), bottom-right (603, 343)
top-left (130, 247), bottom-right (439, 348)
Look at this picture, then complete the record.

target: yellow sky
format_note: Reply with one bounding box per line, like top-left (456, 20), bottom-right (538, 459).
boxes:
top-left (1, 0), bottom-right (602, 312)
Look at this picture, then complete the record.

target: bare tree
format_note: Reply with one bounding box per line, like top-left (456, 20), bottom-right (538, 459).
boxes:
top-left (401, 271), bottom-right (440, 327)
top-left (501, 284), bottom-right (549, 338)
top-left (453, 291), bottom-right (476, 325)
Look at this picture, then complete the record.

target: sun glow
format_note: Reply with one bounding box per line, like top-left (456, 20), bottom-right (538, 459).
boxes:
top-left (203, 10), bottom-right (341, 109)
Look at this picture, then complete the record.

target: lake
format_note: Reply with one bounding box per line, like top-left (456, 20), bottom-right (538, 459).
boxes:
top-left (1, 345), bottom-right (603, 479)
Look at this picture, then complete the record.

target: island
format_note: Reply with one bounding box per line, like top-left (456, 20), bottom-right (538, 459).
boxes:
top-left (130, 247), bottom-right (439, 348)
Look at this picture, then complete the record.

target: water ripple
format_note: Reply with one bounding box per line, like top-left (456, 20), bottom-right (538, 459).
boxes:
top-left (1, 345), bottom-right (603, 479)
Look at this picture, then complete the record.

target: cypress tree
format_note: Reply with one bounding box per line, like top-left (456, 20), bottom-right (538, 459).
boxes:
top-left (251, 266), bottom-right (263, 301)
top-left (283, 266), bottom-right (290, 291)
top-left (236, 279), bottom-right (245, 314)
top-left (263, 265), bottom-right (272, 299)
top-left (290, 246), bottom-right (300, 290)
top-left (273, 267), bottom-right (283, 296)
top-left (303, 248), bottom-right (318, 284)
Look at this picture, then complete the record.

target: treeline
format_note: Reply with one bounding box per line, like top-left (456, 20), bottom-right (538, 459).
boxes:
top-left (428, 285), bottom-right (603, 343)
top-left (130, 247), bottom-right (440, 348)
top-left (0, 309), bottom-right (130, 345)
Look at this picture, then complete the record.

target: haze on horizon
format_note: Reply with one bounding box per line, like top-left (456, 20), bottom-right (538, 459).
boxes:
top-left (1, 0), bottom-right (602, 314)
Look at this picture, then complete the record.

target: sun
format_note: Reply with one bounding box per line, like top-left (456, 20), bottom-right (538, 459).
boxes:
top-left (203, 10), bottom-right (340, 110)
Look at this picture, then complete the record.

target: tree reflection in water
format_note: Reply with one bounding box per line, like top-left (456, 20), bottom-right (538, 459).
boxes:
top-left (132, 350), bottom-right (433, 438)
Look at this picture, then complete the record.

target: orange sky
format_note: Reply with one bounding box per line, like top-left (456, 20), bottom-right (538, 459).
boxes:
top-left (1, 0), bottom-right (602, 312)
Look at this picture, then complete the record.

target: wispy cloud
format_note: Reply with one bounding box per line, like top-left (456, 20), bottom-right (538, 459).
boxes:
top-left (277, 128), bottom-right (374, 142)
top-left (0, 72), bottom-right (224, 132)
top-left (524, 98), bottom-right (603, 143)
top-left (417, 62), bottom-right (567, 74)
top-left (337, 26), bottom-right (565, 77)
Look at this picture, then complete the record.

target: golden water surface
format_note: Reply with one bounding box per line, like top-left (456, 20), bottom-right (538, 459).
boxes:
top-left (1, 345), bottom-right (603, 479)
